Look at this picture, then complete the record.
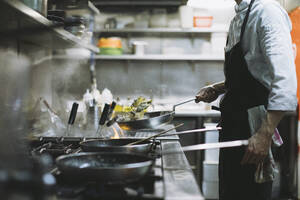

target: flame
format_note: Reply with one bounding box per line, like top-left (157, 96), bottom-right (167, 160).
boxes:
top-left (119, 128), bottom-right (124, 136)
top-left (111, 126), bottom-right (120, 139)
top-left (110, 125), bottom-right (124, 139)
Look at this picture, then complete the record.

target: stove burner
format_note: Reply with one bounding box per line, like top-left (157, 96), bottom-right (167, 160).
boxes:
top-left (31, 142), bottom-right (75, 157)
top-left (29, 137), bottom-right (164, 200)
top-left (55, 178), bottom-right (163, 200)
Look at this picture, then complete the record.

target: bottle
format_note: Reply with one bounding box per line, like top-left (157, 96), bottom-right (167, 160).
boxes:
top-left (91, 83), bottom-right (102, 106)
top-left (83, 89), bottom-right (96, 130)
top-left (83, 89), bottom-right (93, 107)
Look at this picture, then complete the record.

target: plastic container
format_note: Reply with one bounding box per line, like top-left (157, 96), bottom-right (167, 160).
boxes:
top-left (98, 37), bottom-right (123, 55)
top-left (98, 37), bottom-right (122, 48)
top-left (203, 161), bottom-right (219, 182)
top-left (150, 9), bottom-right (167, 28)
top-left (193, 8), bottom-right (213, 28)
top-left (203, 123), bottom-right (219, 199)
top-left (202, 180), bottom-right (219, 199)
top-left (135, 11), bottom-right (150, 28)
top-left (132, 41), bottom-right (148, 55)
top-left (179, 5), bottom-right (193, 28)
top-left (167, 13), bottom-right (181, 28)
top-left (204, 123), bottom-right (219, 161)
top-left (188, 0), bottom-right (235, 27)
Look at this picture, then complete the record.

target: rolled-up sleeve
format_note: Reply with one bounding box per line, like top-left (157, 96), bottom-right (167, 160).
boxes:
top-left (258, 3), bottom-right (298, 111)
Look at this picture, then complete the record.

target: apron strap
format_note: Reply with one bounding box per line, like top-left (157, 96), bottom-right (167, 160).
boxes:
top-left (240, 0), bottom-right (255, 40)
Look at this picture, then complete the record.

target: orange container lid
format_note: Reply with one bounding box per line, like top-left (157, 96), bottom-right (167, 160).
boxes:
top-left (98, 37), bottom-right (122, 48)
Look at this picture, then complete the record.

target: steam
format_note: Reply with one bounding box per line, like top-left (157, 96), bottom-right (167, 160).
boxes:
top-left (0, 49), bottom-right (32, 169)
top-left (30, 57), bottom-right (94, 137)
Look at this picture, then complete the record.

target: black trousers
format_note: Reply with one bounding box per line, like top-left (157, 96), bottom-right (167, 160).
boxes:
top-left (219, 110), bottom-right (273, 200)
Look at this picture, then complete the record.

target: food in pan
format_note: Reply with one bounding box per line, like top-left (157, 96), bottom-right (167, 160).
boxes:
top-left (116, 97), bottom-right (152, 121)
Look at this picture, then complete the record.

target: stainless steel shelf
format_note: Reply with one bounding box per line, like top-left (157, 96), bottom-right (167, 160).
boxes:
top-left (0, 0), bottom-right (99, 53)
top-left (95, 26), bottom-right (228, 34)
top-left (93, 54), bottom-right (225, 61)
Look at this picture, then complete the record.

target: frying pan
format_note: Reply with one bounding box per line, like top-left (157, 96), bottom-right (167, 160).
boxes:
top-left (117, 98), bottom-right (195, 130)
top-left (79, 125), bottom-right (181, 154)
top-left (55, 140), bottom-right (248, 184)
top-left (56, 152), bottom-right (154, 184)
top-left (80, 127), bottom-right (220, 154)
top-left (80, 138), bottom-right (156, 154)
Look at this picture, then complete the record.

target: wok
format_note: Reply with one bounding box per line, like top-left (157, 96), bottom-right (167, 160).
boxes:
top-left (56, 152), bottom-right (154, 184)
top-left (80, 138), bottom-right (156, 154)
top-left (56, 140), bottom-right (248, 184)
top-left (80, 126), bottom-right (220, 153)
top-left (117, 98), bottom-right (195, 130)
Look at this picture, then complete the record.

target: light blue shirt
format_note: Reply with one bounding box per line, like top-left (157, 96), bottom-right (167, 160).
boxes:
top-left (225, 0), bottom-right (298, 111)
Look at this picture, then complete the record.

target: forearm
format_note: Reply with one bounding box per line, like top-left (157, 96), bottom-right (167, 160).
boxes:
top-left (257, 110), bottom-right (286, 138)
top-left (242, 110), bottom-right (286, 164)
top-left (212, 81), bottom-right (226, 95)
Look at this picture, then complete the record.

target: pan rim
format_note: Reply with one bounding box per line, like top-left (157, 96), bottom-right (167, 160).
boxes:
top-left (117, 110), bottom-right (175, 124)
top-left (79, 138), bottom-right (152, 147)
top-left (56, 152), bottom-right (153, 170)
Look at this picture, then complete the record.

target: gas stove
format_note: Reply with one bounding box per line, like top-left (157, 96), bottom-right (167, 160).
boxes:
top-left (28, 135), bottom-right (164, 200)
top-left (19, 125), bottom-right (203, 200)
top-left (53, 169), bottom-right (163, 200)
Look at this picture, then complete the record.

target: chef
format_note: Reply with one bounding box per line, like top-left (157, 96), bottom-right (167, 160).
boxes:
top-left (195, 0), bottom-right (298, 199)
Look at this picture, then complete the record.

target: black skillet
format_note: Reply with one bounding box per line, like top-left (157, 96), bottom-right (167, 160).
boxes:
top-left (55, 152), bottom-right (154, 184)
top-left (79, 138), bottom-right (157, 154)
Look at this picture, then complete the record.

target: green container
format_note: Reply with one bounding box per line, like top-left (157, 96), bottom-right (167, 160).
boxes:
top-left (100, 48), bottom-right (123, 55)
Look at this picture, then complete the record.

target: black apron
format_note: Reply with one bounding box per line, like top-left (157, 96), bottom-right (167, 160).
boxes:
top-left (219, 0), bottom-right (272, 199)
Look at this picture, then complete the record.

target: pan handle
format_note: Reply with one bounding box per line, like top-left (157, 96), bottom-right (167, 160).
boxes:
top-left (172, 98), bottom-right (196, 111)
top-left (99, 104), bottom-right (111, 126)
top-left (68, 103), bottom-right (79, 125)
top-left (162, 140), bottom-right (249, 155)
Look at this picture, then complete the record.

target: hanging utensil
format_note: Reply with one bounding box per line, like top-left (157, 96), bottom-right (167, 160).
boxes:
top-left (96, 104), bottom-right (110, 137)
top-left (117, 98), bottom-right (196, 130)
top-left (126, 123), bottom-right (184, 146)
top-left (65, 102), bottom-right (78, 136)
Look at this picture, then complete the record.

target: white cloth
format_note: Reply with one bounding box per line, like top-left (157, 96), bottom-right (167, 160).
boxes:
top-left (226, 0), bottom-right (298, 111)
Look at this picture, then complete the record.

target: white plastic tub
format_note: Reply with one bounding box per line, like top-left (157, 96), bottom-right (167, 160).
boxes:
top-left (202, 180), bottom-right (219, 199)
top-left (203, 161), bottom-right (219, 182)
top-left (179, 5), bottom-right (193, 28)
top-left (204, 123), bottom-right (220, 161)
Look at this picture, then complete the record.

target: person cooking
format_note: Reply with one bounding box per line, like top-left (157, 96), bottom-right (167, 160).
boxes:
top-left (195, 0), bottom-right (298, 199)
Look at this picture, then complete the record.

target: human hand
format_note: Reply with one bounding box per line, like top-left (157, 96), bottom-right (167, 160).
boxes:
top-left (195, 85), bottom-right (219, 103)
top-left (241, 131), bottom-right (272, 165)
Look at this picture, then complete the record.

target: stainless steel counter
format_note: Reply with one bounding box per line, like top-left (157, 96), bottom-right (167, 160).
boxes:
top-left (27, 125), bottom-right (204, 200)
top-left (161, 141), bottom-right (204, 200)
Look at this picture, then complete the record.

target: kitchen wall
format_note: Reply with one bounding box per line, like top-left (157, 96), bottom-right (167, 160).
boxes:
top-left (1, 0), bottom-right (299, 117)
top-left (73, 9), bottom-right (228, 101)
